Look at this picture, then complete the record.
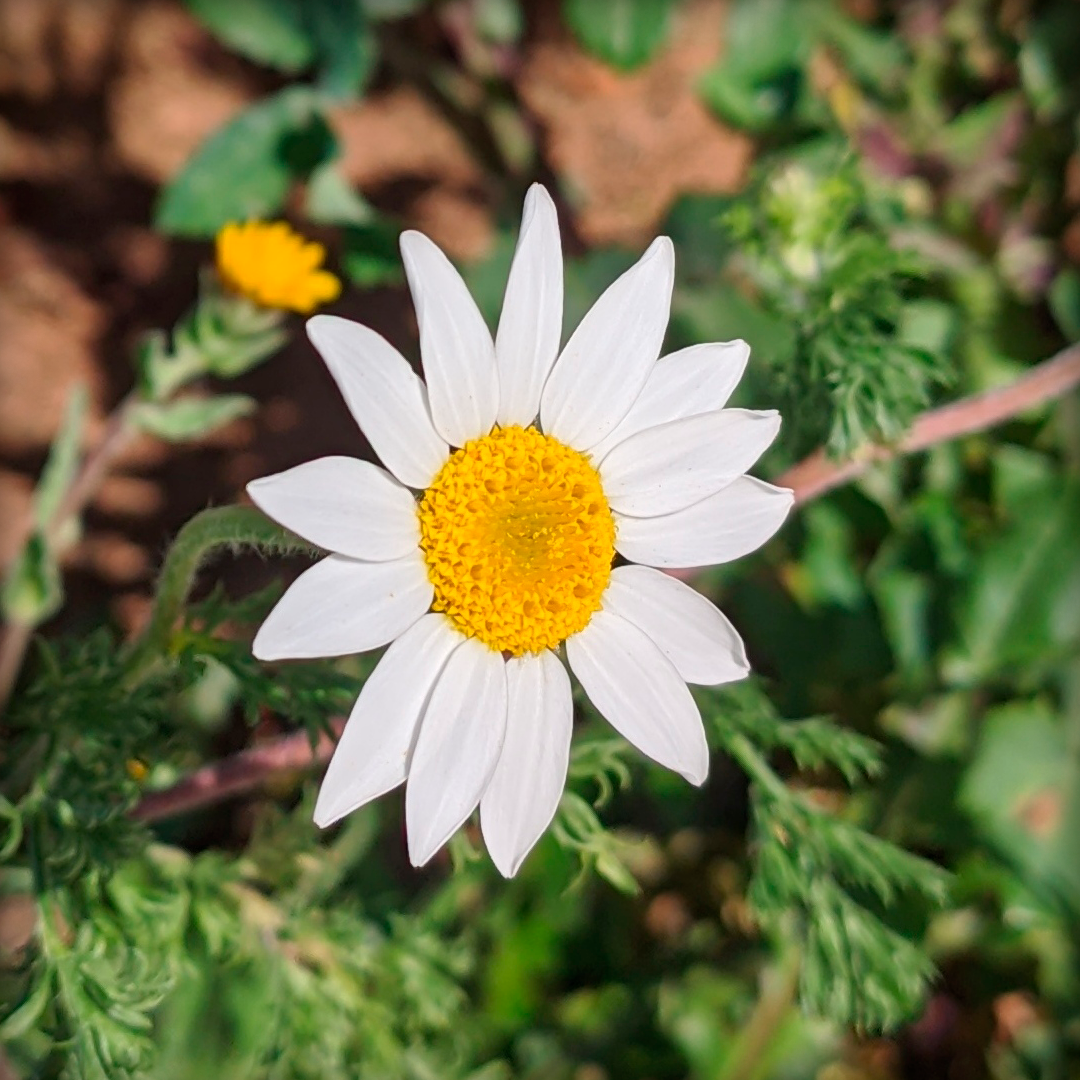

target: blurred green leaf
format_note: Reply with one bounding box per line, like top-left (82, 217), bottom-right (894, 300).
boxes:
top-left (562, 0), bottom-right (674, 71)
top-left (698, 0), bottom-right (806, 131)
top-left (183, 0), bottom-right (313, 72)
top-left (944, 474), bottom-right (1080, 685)
top-left (156, 87), bottom-right (329, 237)
top-left (131, 395), bottom-right (256, 443)
top-left (302, 0), bottom-right (375, 97)
top-left (34, 385), bottom-right (87, 531)
top-left (1, 534), bottom-right (62, 627)
top-left (960, 700), bottom-right (1080, 908)
top-left (342, 221), bottom-right (404, 287)
top-left (305, 162), bottom-right (373, 225)
top-left (476, 0), bottom-right (523, 45)
top-left (1048, 269), bottom-right (1080, 341)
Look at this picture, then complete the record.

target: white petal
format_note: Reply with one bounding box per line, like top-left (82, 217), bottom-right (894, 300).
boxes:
top-left (614, 476), bottom-right (794, 569)
top-left (480, 651), bottom-right (572, 877)
top-left (603, 566), bottom-right (749, 686)
top-left (540, 237), bottom-right (674, 451)
top-left (496, 185), bottom-right (563, 428)
top-left (252, 550), bottom-right (433, 661)
top-left (590, 340), bottom-right (751, 462)
top-left (400, 231), bottom-right (498, 447)
top-left (599, 409), bottom-right (781, 517)
top-left (247, 457), bottom-right (419, 561)
top-left (307, 315), bottom-right (448, 489)
top-left (406, 638), bottom-right (508, 866)
top-left (313, 614), bottom-right (463, 828)
top-left (566, 610), bottom-right (708, 785)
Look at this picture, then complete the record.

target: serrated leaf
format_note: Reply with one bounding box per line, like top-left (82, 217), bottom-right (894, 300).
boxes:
top-left (131, 395), bottom-right (255, 442)
top-left (155, 87), bottom-right (328, 237)
top-left (183, 0), bottom-right (313, 72)
top-left (562, 0), bottom-right (674, 70)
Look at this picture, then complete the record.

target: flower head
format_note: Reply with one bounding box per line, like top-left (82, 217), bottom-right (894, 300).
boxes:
top-left (216, 220), bottom-right (341, 313)
top-left (247, 185), bottom-right (793, 877)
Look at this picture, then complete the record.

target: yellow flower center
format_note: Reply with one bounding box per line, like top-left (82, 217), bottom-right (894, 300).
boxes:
top-left (418, 425), bottom-right (615, 656)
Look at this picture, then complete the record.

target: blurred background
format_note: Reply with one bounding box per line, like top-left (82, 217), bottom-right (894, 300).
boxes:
top-left (2, 1), bottom-right (1080, 1078)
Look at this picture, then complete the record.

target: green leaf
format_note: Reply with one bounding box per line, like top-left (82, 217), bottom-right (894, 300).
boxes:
top-left (302, 0), bottom-right (376, 97)
top-left (697, 0), bottom-right (805, 131)
top-left (562, 0), bottom-right (674, 70)
top-left (0, 969), bottom-right (53, 1040)
top-left (305, 162), bottom-right (373, 225)
top-left (131, 395), bottom-right (256, 443)
top-left (1, 533), bottom-right (62, 627)
top-left (342, 221), bottom-right (404, 287)
top-left (477, 0), bottom-right (523, 44)
top-left (155, 87), bottom-right (328, 237)
top-left (960, 700), bottom-right (1080, 908)
top-left (1048, 268), bottom-right (1080, 341)
top-left (34, 384), bottom-right (88, 530)
top-left (183, 0), bottom-right (313, 72)
top-left (944, 477), bottom-right (1080, 684)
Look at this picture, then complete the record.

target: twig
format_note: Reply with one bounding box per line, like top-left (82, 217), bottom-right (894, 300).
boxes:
top-left (776, 341), bottom-right (1080, 504)
top-left (131, 719), bottom-right (345, 823)
top-left (0, 397), bottom-right (137, 716)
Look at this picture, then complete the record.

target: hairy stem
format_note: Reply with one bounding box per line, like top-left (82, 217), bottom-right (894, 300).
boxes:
top-left (0, 397), bottom-right (137, 717)
top-left (125, 505), bottom-right (311, 679)
top-left (776, 340), bottom-right (1080, 503)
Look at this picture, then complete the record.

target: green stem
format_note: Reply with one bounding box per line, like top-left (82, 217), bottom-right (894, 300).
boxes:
top-left (125, 506), bottom-right (312, 680)
top-left (716, 946), bottom-right (802, 1080)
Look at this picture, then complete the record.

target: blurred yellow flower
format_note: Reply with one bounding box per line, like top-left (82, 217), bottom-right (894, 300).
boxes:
top-left (216, 220), bottom-right (341, 314)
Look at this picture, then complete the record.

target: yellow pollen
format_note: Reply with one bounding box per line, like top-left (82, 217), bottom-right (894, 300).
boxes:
top-left (418, 425), bottom-right (615, 656)
top-left (215, 220), bottom-right (341, 314)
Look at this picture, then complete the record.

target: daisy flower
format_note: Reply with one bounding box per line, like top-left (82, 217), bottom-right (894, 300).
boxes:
top-left (248, 185), bottom-right (793, 876)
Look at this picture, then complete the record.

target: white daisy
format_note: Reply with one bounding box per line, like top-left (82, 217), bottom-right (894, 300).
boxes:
top-left (248, 184), bottom-right (793, 877)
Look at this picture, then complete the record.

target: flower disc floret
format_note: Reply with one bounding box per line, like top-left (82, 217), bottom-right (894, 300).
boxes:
top-left (216, 220), bottom-right (341, 314)
top-left (418, 425), bottom-right (615, 656)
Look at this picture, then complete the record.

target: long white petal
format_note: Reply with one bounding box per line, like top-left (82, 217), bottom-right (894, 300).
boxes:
top-left (590, 340), bottom-right (750, 462)
top-left (247, 456), bottom-right (419, 561)
top-left (252, 550), bottom-right (433, 661)
top-left (540, 237), bottom-right (674, 451)
top-left (603, 565), bottom-right (749, 686)
top-left (566, 610), bottom-right (708, 784)
top-left (400, 231), bottom-right (498, 447)
top-left (406, 639), bottom-right (508, 866)
top-left (480, 651), bottom-right (572, 878)
top-left (307, 315), bottom-right (448, 489)
top-left (313, 615), bottom-right (463, 828)
top-left (615, 476), bottom-right (793, 569)
top-left (496, 185), bottom-right (563, 428)
top-left (599, 409), bottom-right (781, 517)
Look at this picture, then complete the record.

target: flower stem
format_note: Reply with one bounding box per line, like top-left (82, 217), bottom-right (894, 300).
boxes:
top-left (0, 396), bottom-right (137, 717)
top-left (124, 505), bottom-right (311, 680)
